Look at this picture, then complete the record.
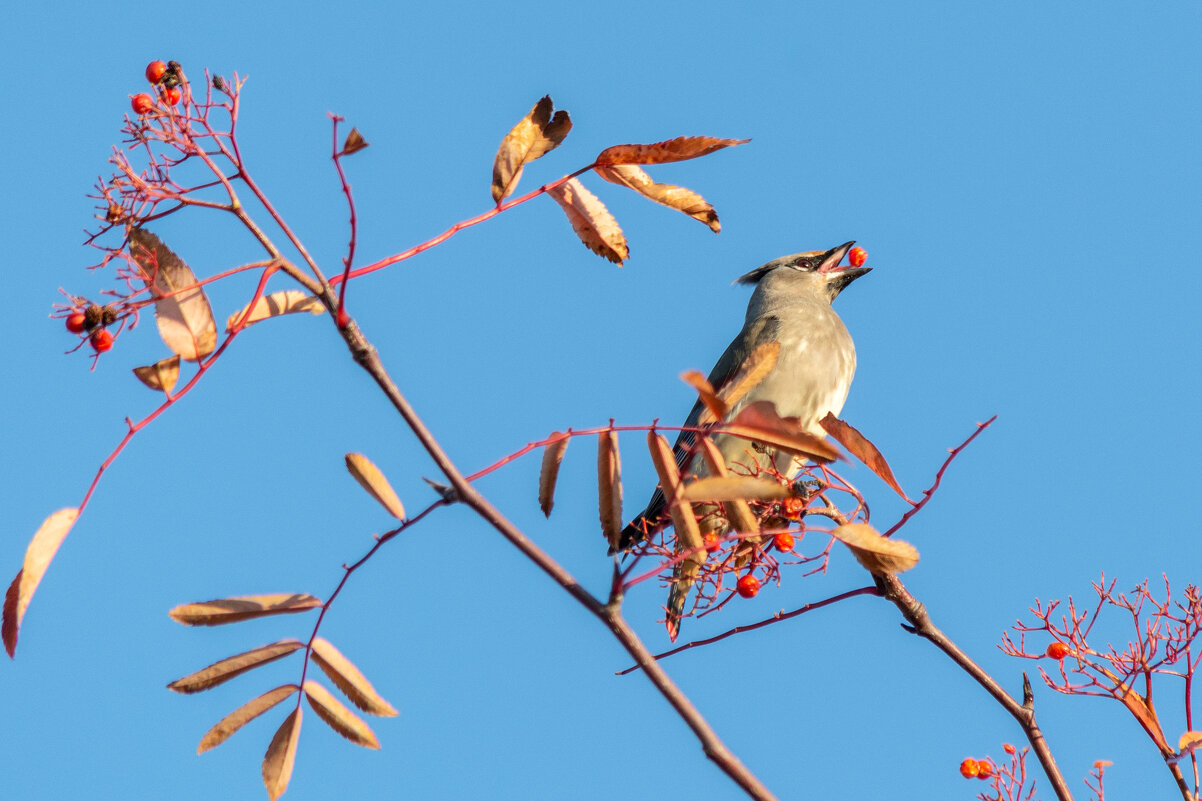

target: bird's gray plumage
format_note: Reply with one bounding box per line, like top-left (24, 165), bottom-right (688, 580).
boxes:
top-left (614, 242), bottom-right (870, 638)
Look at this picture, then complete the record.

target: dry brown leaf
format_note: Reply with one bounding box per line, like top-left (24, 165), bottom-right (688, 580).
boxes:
top-left (831, 523), bottom-right (919, 575)
top-left (262, 707), bottom-right (302, 801)
top-left (720, 401), bottom-right (839, 462)
top-left (303, 680), bottom-right (380, 749)
top-left (226, 290), bottom-right (324, 332)
top-left (679, 476), bottom-right (790, 503)
top-left (311, 637), bottom-right (398, 717)
top-left (597, 431), bottom-right (624, 552)
top-left (717, 341), bottom-right (780, 415)
top-left (646, 433), bottom-right (702, 553)
top-left (132, 355), bottom-right (181, 393)
top-left (596, 136), bottom-right (750, 166)
top-left (198, 685), bottom-right (299, 754)
top-left (491, 96), bottom-right (572, 203)
top-left (697, 438), bottom-right (759, 535)
top-left (344, 453), bottom-right (406, 520)
top-left (1179, 731), bottom-right (1202, 754)
top-left (680, 370), bottom-right (727, 423)
top-left (596, 164), bottom-right (720, 232)
top-left (538, 432), bottom-right (570, 517)
top-left (2, 508), bottom-right (80, 657)
top-left (169, 594), bottom-right (322, 626)
top-left (128, 228), bottom-right (217, 361)
top-left (342, 127), bottom-right (369, 156)
top-left (1119, 690), bottom-right (1170, 753)
top-left (547, 178), bottom-right (629, 264)
top-left (168, 640), bottom-right (304, 694)
top-left (820, 414), bottom-right (911, 502)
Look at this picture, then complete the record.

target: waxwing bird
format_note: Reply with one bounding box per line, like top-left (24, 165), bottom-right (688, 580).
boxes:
top-left (614, 242), bottom-right (871, 639)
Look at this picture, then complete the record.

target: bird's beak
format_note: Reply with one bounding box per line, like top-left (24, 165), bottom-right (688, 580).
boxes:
top-left (819, 241), bottom-right (871, 297)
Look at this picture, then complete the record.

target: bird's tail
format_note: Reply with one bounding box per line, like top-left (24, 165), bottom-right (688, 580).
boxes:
top-left (664, 552), bottom-right (704, 642)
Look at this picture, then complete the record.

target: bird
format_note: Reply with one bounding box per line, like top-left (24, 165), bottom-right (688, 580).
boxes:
top-left (615, 241), bottom-right (871, 639)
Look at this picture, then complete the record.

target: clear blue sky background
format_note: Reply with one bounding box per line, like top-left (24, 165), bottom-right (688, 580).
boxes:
top-left (2, 3), bottom-right (1200, 800)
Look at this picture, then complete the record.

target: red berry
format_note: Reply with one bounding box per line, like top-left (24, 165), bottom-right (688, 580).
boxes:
top-left (848, 246), bottom-right (867, 268)
top-left (1045, 642), bottom-right (1072, 660)
top-left (773, 532), bottom-right (794, 552)
top-left (131, 93), bottom-right (154, 115)
top-left (782, 496), bottom-right (805, 520)
top-left (735, 575), bottom-right (760, 599)
top-left (90, 329), bottom-right (113, 353)
top-left (959, 758), bottom-right (979, 779)
top-left (703, 533), bottom-right (722, 553)
top-left (65, 313), bottom-right (87, 334)
top-left (1003, 744), bottom-right (1016, 755)
top-left (976, 760), bottom-right (994, 780)
top-left (164, 87), bottom-right (181, 105)
top-left (145, 60), bottom-right (167, 84)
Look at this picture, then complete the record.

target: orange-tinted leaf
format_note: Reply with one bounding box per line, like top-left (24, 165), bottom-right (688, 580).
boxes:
top-left (681, 370), bottom-right (727, 424)
top-left (198, 685), bottom-right (299, 754)
top-left (303, 680), bottom-right (380, 749)
top-left (169, 594), bottom-right (322, 626)
top-left (547, 178), bottom-right (629, 264)
top-left (596, 136), bottom-right (749, 166)
top-left (646, 433), bottom-right (702, 553)
top-left (538, 432), bottom-right (570, 517)
top-left (720, 401), bottom-right (839, 462)
top-left (831, 523), bottom-right (919, 575)
top-left (226, 290), bottom-right (324, 332)
top-left (820, 414), bottom-right (911, 502)
top-left (679, 476), bottom-right (790, 503)
top-left (2, 507), bottom-right (80, 657)
top-left (697, 438), bottom-right (759, 536)
top-left (168, 639), bottom-right (304, 694)
top-left (1179, 731), bottom-right (1202, 755)
top-left (132, 355), bottom-right (181, 393)
top-left (344, 453), bottom-right (406, 520)
top-left (128, 228), bottom-right (217, 361)
top-left (491, 95), bottom-right (572, 203)
top-left (262, 707), bottom-right (302, 801)
top-left (717, 341), bottom-right (780, 414)
top-left (342, 127), bottom-right (369, 156)
top-left (597, 431), bottom-right (623, 551)
top-left (595, 164), bottom-right (720, 232)
top-left (310, 637), bottom-right (398, 717)
top-left (1119, 690), bottom-right (1170, 753)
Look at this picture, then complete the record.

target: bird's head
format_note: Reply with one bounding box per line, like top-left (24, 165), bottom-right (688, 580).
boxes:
top-left (735, 241), bottom-right (871, 302)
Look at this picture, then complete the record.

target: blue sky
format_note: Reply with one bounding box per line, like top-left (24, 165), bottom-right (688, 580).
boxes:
top-left (2, 2), bottom-right (1200, 800)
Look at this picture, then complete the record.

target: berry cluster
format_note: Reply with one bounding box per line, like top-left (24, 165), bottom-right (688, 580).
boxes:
top-left (130, 60), bottom-right (183, 114)
top-left (64, 304), bottom-right (119, 352)
top-left (958, 757), bottom-right (995, 780)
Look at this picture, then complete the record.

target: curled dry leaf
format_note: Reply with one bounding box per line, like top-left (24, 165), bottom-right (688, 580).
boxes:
top-left (680, 370), bottom-right (727, 423)
top-left (341, 127), bottom-right (369, 156)
top-left (538, 432), bottom-right (570, 517)
top-left (2, 507), bottom-right (80, 657)
top-left (311, 637), bottom-right (398, 717)
top-left (820, 413), bottom-right (911, 502)
top-left (596, 164), bottom-right (720, 232)
top-left (303, 680), bottom-right (380, 749)
top-left (721, 401), bottom-right (839, 463)
top-left (717, 341), bottom-right (780, 414)
top-left (169, 593), bottom-right (322, 626)
top-left (596, 136), bottom-right (750, 166)
top-left (547, 178), bottom-right (629, 264)
top-left (344, 453), bottom-right (406, 520)
top-left (168, 639), bottom-right (305, 694)
top-left (1179, 731), bottom-right (1202, 754)
top-left (597, 430), bottom-right (623, 552)
top-left (198, 684), bottom-right (299, 753)
top-left (697, 438), bottom-right (758, 536)
top-left (226, 290), bottom-right (324, 332)
top-left (831, 523), bottom-right (919, 575)
top-left (128, 228), bottom-right (217, 361)
top-left (491, 95), bottom-right (572, 203)
top-left (679, 475), bottom-right (790, 503)
top-left (132, 355), bottom-right (181, 393)
top-left (646, 432), bottom-right (702, 553)
top-left (262, 707), bottom-right (302, 801)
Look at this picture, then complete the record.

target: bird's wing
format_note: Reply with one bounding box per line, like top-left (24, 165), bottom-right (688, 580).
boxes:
top-left (614, 315), bottom-right (780, 552)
